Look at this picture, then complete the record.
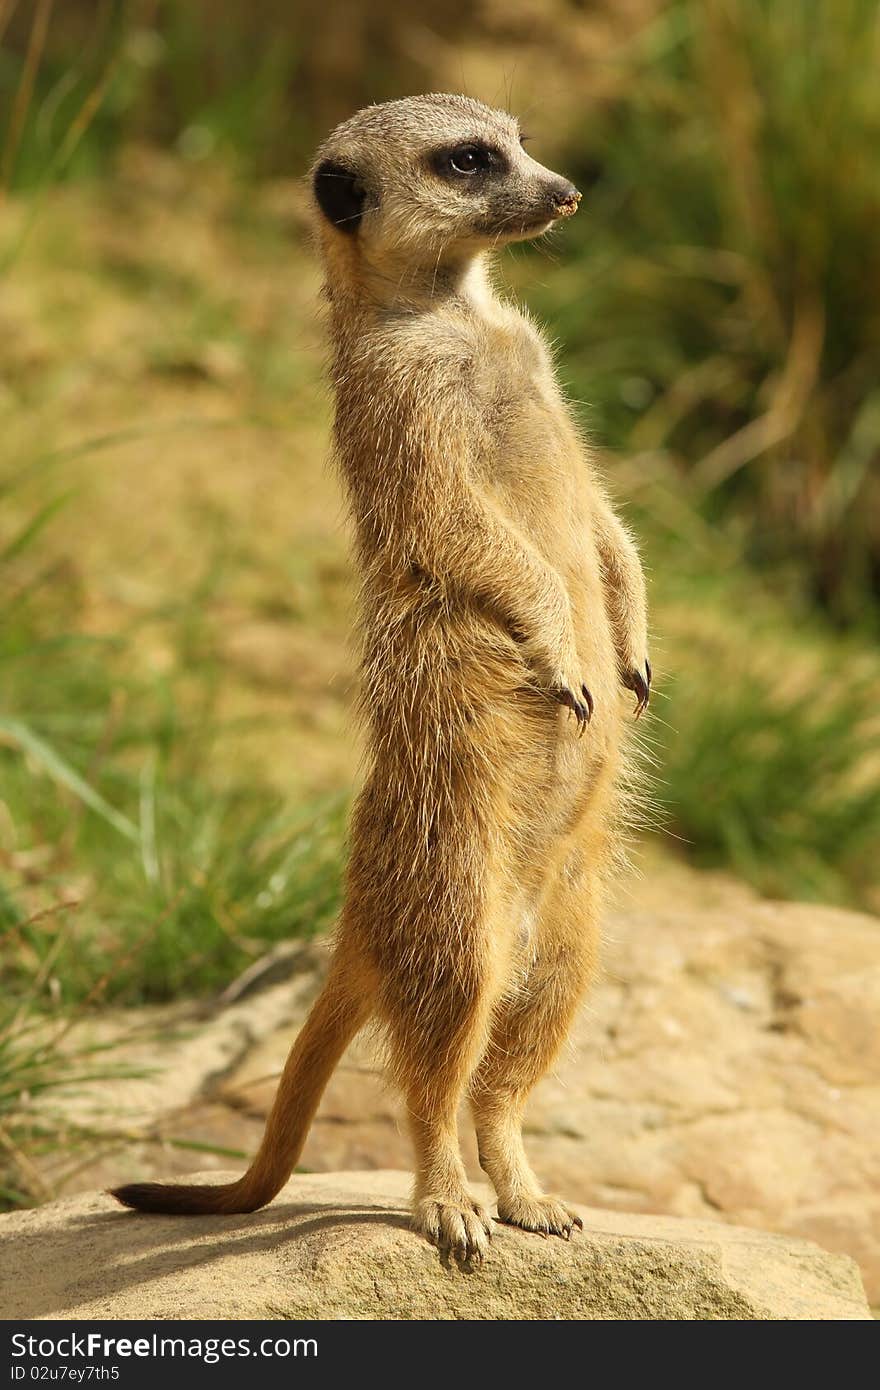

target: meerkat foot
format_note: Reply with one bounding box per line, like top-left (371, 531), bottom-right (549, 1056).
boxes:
top-left (413, 1194), bottom-right (493, 1264)
top-left (497, 1193), bottom-right (584, 1240)
top-left (622, 658), bottom-right (651, 717)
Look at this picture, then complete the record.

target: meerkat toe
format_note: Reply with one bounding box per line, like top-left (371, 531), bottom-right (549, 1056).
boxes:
top-left (413, 1196), bottom-right (492, 1263)
top-left (497, 1194), bottom-right (583, 1240)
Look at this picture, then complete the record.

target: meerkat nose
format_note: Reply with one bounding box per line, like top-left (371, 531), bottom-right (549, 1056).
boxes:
top-left (549, 181), bottom-right (582, 218)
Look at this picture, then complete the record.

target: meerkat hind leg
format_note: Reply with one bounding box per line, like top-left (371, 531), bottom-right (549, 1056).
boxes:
top-left (408, 1107), bottom-right (494, 1264)
top-left (473, 1091), bottom-right (583, 1239)
top-left (470, 906), bottom-right (597, 1238)
top-left (384, 938), bottom-right (499, 1263)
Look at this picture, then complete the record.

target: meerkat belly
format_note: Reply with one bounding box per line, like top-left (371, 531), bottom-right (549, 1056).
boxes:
top-left (471, 333), bottom-right (595, 570)
top-left (488, 399), bottom-right (585, 560)
top-left (479, 387), bottom-right (617, 678)
top-left (468, 363), bottom-right (623, 823)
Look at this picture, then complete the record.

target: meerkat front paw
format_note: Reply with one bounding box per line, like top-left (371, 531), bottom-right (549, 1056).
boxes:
top-left (550, 680), bottom-right (594, 734)
top-left (413, 1195), bottom-right (493, 1264)
top-left (497, 1193), bottom-right (584, 1240)
top-left (622, 658), bottom-right (651, 717)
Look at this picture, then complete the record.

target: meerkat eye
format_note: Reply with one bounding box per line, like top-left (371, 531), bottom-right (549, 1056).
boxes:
top-left (428, 142), bottom-right (504, 182)
top-left (449, 144), bottom-right (490, 175)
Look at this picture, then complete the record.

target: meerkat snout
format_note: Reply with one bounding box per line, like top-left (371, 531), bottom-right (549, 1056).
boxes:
top-left (310, 94), bottom-right (583, 260)
top-left (549, 180), bottom-right (582, 218)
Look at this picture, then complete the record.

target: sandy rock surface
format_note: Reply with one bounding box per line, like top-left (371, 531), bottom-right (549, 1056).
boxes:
top-left (35, 861), bottom-right (880, 1303)
top-left (0, 1170), bottom-right (870, 1321)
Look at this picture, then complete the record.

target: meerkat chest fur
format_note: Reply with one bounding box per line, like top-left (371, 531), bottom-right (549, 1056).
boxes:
top-left (332, 281), bottom-right (616, 708)
top-left (463, 294), bottom-right (597, 569)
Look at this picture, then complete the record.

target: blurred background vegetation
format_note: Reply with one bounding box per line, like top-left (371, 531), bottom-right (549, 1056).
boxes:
top-left (1, 0), bottom-right (879, 1183)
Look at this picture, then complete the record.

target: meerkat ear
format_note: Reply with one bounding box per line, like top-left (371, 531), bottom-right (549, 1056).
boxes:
top-left (313, 160), bottom-right (367, 234)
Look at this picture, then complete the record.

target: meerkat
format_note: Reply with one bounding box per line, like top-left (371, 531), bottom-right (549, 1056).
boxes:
top-left (112, 93), bottom-right (650, 1263)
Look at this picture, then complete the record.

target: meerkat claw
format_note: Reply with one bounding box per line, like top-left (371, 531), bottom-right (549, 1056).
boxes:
top-left (556, 684), bottom-right (593, 730)
top-left (497, 1194), bottom-right (584, 1239)
top-left (414, 1197), bottom-right (493, 1265)
top-left (623, 662), bottom-right (651, 717)
top-left (552, 684), bottom-right (591, 732)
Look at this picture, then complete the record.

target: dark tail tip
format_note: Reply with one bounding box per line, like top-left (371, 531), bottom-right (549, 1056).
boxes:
top-left (109, 1181), bottom-right (249, 1216)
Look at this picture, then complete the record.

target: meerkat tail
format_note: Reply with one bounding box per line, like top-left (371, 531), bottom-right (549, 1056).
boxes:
top-left (111, 964), bottom-right (369, 1216)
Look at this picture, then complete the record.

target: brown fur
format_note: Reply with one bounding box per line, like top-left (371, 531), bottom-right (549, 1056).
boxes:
top-left (112, 95), bottom-right (650, 1262)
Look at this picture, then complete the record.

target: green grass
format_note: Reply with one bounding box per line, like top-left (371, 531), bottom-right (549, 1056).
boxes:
top-left (533, 0), bottom-right (880, 629)
top-left (0, 899), bottom-right (138, 1206)
top-left (653, 604), bottom-right (880, 908)
top-left (1, 468), bottom-right (347, 1007)
top-left (595, 457), bottom-right (880, 913)
top-left (662, 670), bottom-right (880, 904)
top-left (0, 638), bottom-right (348, 1006)
top-left (0, 0), bottom-right (308, 188)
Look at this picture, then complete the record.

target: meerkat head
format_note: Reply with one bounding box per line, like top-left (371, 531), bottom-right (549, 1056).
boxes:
top-left (311, 94), bottom-right (580, 279)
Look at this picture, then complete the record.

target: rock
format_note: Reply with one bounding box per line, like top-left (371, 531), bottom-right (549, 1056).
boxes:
top-left (0, 1171), bottom-right (870, 1321)
top-left (34, 861), bottom-right (880, 1304)
top-left (41, 942), bottom-right (326, 1134)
